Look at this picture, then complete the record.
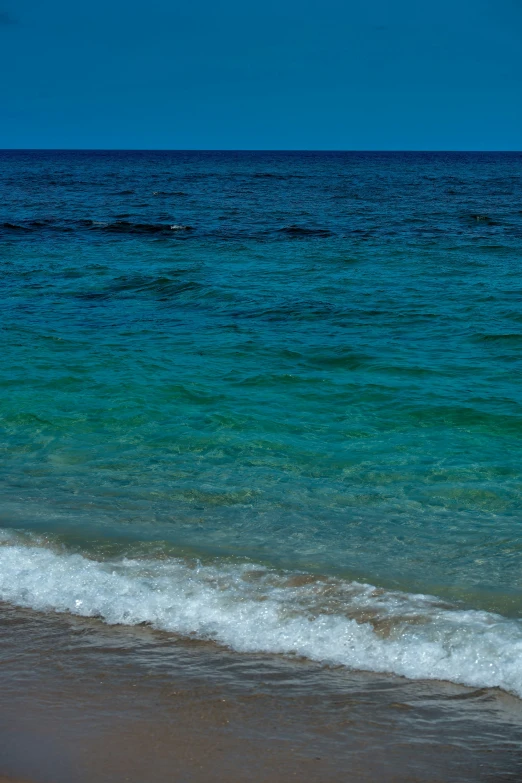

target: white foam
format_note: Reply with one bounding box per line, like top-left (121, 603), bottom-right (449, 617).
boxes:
top-left (1, 530), bottom-right (521, 697)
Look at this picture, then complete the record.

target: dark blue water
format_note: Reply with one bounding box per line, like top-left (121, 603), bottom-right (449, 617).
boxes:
top-left (1, 150), bottom-right (522, 695)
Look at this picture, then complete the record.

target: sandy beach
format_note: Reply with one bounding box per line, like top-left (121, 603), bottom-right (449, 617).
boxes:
top-left (1, 602), bottom-right (522, 782)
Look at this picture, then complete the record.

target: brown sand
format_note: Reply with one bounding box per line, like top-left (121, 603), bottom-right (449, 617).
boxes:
top-left (1, 603), bottom-right (522, 782)
top-left (0, 685), bottom-right (459, 783)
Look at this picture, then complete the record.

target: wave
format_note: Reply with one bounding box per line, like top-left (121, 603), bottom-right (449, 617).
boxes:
top-left (0, 531), bottom-right (521, 698)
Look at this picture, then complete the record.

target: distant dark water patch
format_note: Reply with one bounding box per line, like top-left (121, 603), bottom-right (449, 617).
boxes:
top-left (306, 349), bottom-right (371, 371)
top-left (279, 225), bottom-right (333, 238)
top-left (74, 273), bottom-right (205, 302)
top-left (474, 333), bottom-right (522, 344)
top-left (237, 299), bottom-right (346, 323)
top-left (2, 222), bottom-right (32, 232)
top-left (81, 220), bottom-right (193, 235)
top-left (467, 214), bottom-right (499, 225)
top-left (2, 218), bottom-right (337, 243)
top-left (252, 173), bottom-right (288, 180)
top-left (152, 191), bottom-right (188, 196)
top-left (476, 245), bottom-right (506, 251)
top-left (1, 218), bottom-right (75, 235)
top-left (406, 405), bottom-right (522, 436)
top-left (29, 219), bottom-right (59, 228)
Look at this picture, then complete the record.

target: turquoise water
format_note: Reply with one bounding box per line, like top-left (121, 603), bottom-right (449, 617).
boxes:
top-left (1, 151), bottom-right (522, 694)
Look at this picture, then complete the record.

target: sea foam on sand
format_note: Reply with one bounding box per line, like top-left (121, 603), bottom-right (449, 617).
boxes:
top-left (1, 530), bottom-right (521, 698)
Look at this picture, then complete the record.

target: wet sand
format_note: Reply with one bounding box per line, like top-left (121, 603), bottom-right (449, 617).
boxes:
top-left (1, 603), bottom-right (522, 782)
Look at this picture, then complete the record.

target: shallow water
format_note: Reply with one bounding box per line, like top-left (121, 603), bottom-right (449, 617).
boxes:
top-left (1, 602), bottom-right (522, 783)
top-left (1, 150), bottom-right (522, 698)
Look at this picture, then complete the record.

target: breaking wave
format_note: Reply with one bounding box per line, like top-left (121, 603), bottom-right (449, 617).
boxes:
top-left (1, 531), bottom-right (521, 698)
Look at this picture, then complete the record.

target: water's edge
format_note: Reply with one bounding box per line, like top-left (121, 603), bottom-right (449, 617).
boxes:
top-left (2, 528), bottom-right (522, 699)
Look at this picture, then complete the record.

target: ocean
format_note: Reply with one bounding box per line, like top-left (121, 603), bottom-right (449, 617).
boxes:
top-left (1, 150), bottom-right (522, 779)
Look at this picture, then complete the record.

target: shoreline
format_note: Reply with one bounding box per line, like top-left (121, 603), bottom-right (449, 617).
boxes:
top-left (2, 532), bottom-right (521, 700)
top-left (2, 602), bottom-right (522, 782)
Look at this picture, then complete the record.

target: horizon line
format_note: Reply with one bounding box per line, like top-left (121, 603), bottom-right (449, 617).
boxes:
top-left (1, 148), bottom-right (521, 154)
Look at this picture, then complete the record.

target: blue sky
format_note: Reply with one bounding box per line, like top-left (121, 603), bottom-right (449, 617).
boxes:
top-left (1, 0), bottom-right (521, 149)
